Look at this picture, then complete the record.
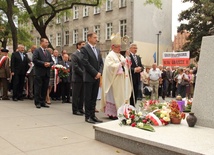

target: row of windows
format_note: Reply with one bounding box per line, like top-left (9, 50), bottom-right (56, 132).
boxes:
top-left (56, 0), bottom-right (126, 23)
top-left (39, 20), bottom-right (127, 47)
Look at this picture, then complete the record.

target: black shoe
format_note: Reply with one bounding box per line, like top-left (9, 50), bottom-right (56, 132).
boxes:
top-left (29, 97), bottom-right (33, 100)
top-left (36, 104), bottom-right (41, 109)
top-left (73, 111), bottom-right (83, 116)
top-left (41, 104), bottom-right (50, 108)
top-left (2, 98), bottom-right (10, 100)
top-left (13, 98), bottom-right (18, 101)
top-left (85, 118), bottom-right (96, 124)
top-left (18, 97), bottom-right (23, 101)
top-left (79, 110), bottom-right (85, 114)
top-left (91, 116), bottom-right (103, 123)
top-left (62, 100), bottom-right (66, 103)
top-left (109, 116), bottom-right (118, 120)
top-left (66, 100), bottom-right (72, 103)
top-left (56, 98), bottom-right (61, 101)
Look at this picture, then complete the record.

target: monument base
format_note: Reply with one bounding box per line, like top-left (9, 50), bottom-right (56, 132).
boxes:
top-left (94, 120), bottom-right (214, 155)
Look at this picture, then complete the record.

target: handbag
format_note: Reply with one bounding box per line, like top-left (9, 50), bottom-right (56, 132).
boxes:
top-left (180, 79), bottom-right (189, 86)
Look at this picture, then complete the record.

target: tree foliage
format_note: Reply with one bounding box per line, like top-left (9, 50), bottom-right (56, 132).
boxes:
top-left (178, 0), bottom-right (214, 60)
top-left (1, 0), bottom-right (162, 50)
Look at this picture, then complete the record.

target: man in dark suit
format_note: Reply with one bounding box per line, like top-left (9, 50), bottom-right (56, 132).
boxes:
top-left (11, 44), bottom-right (29, 101)
top-left (129, 43), bottom-right (144, 106)
top-left (70, 41), bottom-right (85, 116)
top-left (33, 38), bottom-right (54, 108)
top-left (59, 53), bottom-right (72, 103)
top-left (81, 32), bottom-right (103, 124)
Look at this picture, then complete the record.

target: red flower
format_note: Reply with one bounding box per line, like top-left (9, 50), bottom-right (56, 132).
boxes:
top-left (142, 119), bottom-right (147, 123)
top-left (131, 122), bottom-right (136, 127)
top-left (130, 114), bottom-right (135, 119)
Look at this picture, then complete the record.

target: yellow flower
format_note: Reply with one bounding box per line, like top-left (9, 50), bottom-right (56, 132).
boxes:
top-left (163, 117), bottom-right (170, 122)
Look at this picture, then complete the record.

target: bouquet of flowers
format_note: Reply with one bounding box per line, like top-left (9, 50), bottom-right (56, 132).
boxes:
top-left (184, 99), bottom-right (192, 112)
top-left (169, 100), bottom-right (186, 120)
top-left (146, 102), bottom-right (171, 126)
top-left (118, 104), bottom-right (155, 132)
top-left (140, 100), bottom-right (159, 112)
top-left (52, 64), bottom-right (70, 78)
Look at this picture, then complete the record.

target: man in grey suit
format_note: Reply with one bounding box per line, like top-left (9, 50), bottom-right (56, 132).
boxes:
top-left (33, 38), bottom-right (54, 108)
top-left (81, 32), bottom-right (103, 124)
top-left (71, 41), bottom-right (85, 116)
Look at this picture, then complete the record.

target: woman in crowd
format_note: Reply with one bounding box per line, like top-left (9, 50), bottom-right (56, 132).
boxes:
top-left (176, 68), bottom-right (189, 98)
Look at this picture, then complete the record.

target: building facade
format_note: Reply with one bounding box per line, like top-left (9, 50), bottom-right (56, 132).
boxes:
top-left (30, 0), bottom-right (172, 66)
top-left (173, 30), bottom-right (190, 51)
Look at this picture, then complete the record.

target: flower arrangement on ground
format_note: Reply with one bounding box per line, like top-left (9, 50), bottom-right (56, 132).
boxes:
top-left (169, 100), bottom-right (186, 123)
top-left (146, 102), bottom-right (171, 126)
top-left (184, 99), bottom-right (192, 112)
top-left (52, 64), bottom-right (70, 78)
top-left (118, 104), bottom-right (155, 132)
top-left (140, 100), bottom-right (159, 112)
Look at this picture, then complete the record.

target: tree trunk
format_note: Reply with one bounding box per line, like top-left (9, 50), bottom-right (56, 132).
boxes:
top-left (6, 0), bottom-right (17, 52)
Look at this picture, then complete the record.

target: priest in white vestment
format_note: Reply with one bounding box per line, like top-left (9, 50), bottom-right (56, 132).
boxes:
top-left (101, 33), bottom-right (132, 119)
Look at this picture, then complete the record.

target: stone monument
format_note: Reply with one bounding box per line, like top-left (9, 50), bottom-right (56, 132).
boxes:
top-left (191, 35), bottom-right (214, 128)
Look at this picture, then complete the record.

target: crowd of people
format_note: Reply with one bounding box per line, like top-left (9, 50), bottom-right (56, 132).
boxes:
top-left (0, 32), bottom-right (197, 123)
top-left (140, 64), bottom-right (197, 100)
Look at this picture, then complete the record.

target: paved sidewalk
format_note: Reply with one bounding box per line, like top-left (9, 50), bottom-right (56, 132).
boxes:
top-left (0, 99), bottom-right (133, 155)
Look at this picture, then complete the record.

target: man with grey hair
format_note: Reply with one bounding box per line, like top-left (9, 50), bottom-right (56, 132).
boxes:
top-left (129, 43), bottom-right (144, 106)
top-left (11, 44), bottom-right (29, 101)
top-left (148, 63), bottom-right (161, 100)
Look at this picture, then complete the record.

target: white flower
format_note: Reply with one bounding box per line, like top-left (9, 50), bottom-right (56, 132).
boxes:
top-left (137, 122), bottom-right (144, 128)
top-left (126, 119), bottom-right (132, 125)
top-left (137, 112), bottom-right (143, 116)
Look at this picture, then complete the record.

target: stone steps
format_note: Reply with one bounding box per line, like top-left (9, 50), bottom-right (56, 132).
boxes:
top-left (94, 120), bottom-right (214, 155)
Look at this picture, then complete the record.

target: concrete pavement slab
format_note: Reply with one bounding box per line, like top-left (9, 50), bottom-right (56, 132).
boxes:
top-left (23, 140), bottom-right (133, 155)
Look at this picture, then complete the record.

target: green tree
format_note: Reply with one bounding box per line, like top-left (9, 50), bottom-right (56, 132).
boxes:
top-left (20, 0), bottom-right (102, 49)
top-left (178, 0), bottom-right (214, 60)
top-left (0, 0), bottom-right (18, 51)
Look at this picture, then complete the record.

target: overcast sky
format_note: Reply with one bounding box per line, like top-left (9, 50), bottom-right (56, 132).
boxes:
top-left (172, 0), bottom-right (192, 40)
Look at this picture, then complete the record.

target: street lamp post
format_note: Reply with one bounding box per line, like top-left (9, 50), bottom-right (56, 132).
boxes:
top-left (156, 31), bottom-right (162, 65)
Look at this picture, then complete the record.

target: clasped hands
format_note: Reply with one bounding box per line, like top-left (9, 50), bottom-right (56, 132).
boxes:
top-left (134, 67), bottom-right (142, 73)
top-left (44, 62), bottom-right (51, 67)
top-left (95, 72), bottom-right (101, 79)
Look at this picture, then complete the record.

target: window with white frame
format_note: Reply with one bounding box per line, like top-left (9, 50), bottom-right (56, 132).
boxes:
top-left (56, 33), bottom-right (62, 46)
top-left (120, 19), bottom-right (127, 37)
top-left (106, 23), bottom-right (113, 40)
top-left (83, 6), bottom-right (89, 17)
top-left (94, 25), bottom-right (100, 40)
top-left (94, 7), bottom-right (100, 14)
top-left (73, 6), bottom-right (79, 19)
top-left (73, 29), bottom-right (78, 44)
top-left (64, 12), bottom-right (69, 22)
top-left (119, 0), bottom-right (126, 8)
top-left (64, 31), bottom-right (69, 45)
top-left (56, 15), bottom-right (61, 24)
top-left (106, 0), bottom-right (113, 11)
top-left (49, 34), bottom-right (53, 44)
top-left (83, 27), bottom-right (88, 41)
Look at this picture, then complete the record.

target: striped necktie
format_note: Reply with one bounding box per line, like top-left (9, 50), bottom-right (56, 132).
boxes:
top-left (133, 54), bottom-right (138, 66)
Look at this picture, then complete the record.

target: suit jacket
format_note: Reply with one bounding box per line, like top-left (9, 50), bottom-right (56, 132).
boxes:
top-left (33, 47), bottom-right (54, 77)
top-left (59, 60), bottom-right (72, 83)
top-left (71, 51), bottom-right (84, 82)
top-left (130, 54), bottom-right (144, 85)
top-left (11, 52), bottom-right (29, 75)
top-left (81, 44), bottom-right (103, 82)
